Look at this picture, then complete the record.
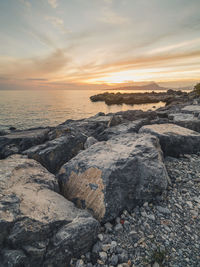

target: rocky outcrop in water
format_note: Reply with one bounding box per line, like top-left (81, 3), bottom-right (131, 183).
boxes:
top-left (90, 90), bottom-right (187, 105)
top-left (0, 155), bottom-right (99, 267)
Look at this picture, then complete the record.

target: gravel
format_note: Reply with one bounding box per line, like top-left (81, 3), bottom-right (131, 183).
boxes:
top-left (71, 153), bottom-right (200, 267)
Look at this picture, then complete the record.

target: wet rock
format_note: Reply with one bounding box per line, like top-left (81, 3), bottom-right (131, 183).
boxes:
top-left (0, 128), bottom-right (50, 159)
top-left (58, 133), bottom-right (169, 222)
top-left (0, 155), bottom-right (99, 266)
top-left (24, 131), bottom-right (87, 173)
top-left (139, 124), bottom-right (200, 157)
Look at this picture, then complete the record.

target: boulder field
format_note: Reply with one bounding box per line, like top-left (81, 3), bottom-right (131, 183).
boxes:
top-left (0, 155), bottom-right (99, 266)
top-left (0, 93), bottom-right (200, 266)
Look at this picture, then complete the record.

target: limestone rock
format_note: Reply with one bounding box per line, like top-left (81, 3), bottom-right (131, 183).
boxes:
top-left (139, 123), bottom-right (200, 156)
top-left (24, 132), bottom-right (87, 173)
top-left (0, 128), bottom-right (50, 159)
top-left (58, 134), bottom-right (169, 222)
top-left (0, 155), bottom-right (99, 266)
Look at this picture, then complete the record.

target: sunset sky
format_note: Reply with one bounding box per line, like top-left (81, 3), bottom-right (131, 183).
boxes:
top-left (0, 0), bottom-right (200, 90)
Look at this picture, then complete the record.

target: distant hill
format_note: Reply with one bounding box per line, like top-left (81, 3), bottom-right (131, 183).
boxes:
top-left (108, 82), bottom-right (169, 91)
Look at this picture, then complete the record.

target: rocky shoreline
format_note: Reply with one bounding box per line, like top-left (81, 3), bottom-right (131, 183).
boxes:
top-left (90, 90), bottom-right (188, 106)
top-left (0, 90), bottom-right (200, 266)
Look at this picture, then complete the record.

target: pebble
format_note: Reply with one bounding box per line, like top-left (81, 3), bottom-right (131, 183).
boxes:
top-left (73, 154), bottom-right (200, 267)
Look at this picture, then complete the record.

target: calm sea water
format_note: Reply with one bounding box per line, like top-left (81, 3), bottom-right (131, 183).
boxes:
top-left (0, 90), bottom-right (166, 130)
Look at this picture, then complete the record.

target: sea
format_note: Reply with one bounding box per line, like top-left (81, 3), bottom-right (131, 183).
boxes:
top-left (0, 89), bottom-right (168, 130)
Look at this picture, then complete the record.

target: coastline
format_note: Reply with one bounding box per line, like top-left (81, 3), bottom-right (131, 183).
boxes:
top-left (0, 90), bottom-right (200, 266)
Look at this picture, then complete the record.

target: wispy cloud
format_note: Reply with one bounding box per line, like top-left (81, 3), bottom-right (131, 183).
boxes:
top-left (0, 49), bottom-right (69, 80)
top-left (47, 0), bottom-right (58, 8)
top-left (45, 16), bottom-right (70, 34)
top-left (99, 7), bottom-right (130, 25)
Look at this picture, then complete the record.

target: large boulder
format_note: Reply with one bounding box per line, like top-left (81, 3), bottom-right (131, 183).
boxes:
top-left (0, 155), bottom-right (99, 267)
top-left (139, 123), bottom-right (200, 156)
top-left (0, 128), bottom-right (50, 159)
top-left (58, 134), bottom-right (169, 223)
top-left (24, 131), bottom-right (87, 174)
top-left (169, 113), bottom-right (200, 132)
top-left (181, 105), bottom-right (200, 115)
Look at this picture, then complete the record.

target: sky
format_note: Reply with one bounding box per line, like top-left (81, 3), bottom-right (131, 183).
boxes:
top-left (0, 0), bottom-right (200, 90)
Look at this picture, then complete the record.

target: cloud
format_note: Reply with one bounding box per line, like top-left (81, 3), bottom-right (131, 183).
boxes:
top-left (26, 28), bottom-right (57, 48)
top-left (47, 0), bottom-right (58, 8)
top-left (19, 0), bottom-right (31, 8)
top-left (45, 16), bottom-right (70, 34)
top-left (0, 49), bottom-right (69, 80)
top-left (99, 7), bottom-right (130, 25)
top-left (26, 78), bottom-right (49, 81)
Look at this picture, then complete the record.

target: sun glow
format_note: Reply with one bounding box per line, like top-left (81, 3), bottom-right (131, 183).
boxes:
top-left (85, 68), bottom-right (166, 84)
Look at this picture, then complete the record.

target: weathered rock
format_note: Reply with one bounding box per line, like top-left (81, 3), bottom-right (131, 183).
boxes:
top-left (169, 113), bottom-right (200, 132)
top-left (114, 109), bottom-right (157, 122)
top-left (0, 128), bottom-right (50, 159)
top-left (182, 105), bottom-right (200, 114)
top-left (98, 119), bottom-right (148, 141)
top-left (57, 115), bottom-right (110, 140)
top-left (24, 132), bottom-right (87, 173)
top-left (139, 124), bottom-right (200, 156)
top-left (0, 155), bottom-right (99, 266)
top-left (107, 115), bottom-right (123, 127)
top-left (58, 134), bottom-right (169, 222)
top-left (84, 136), bottom-right (98, 149)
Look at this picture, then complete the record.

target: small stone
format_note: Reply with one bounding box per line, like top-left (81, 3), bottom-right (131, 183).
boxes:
top-left (156, 206), bottom-right (171, 214)
top-left (147, 214), bottom-right (155, 220)
top-left (152, 262), bottom-right (160, 267)
top-left (102, 244), bottom-right (111, 252)
top-left (114, 223), bottom-right (123, 232)
top-left (98, 234), bottom-right (104, 241)
top-left (110, 254), bottom-right (118, 266)
top-left (76, 259), bottom-right (84, 267)
top-left (111, 241), bottom-right (118, 249)
top-left (99, 251), bottom-right (107, 262)
top-left (104, 222), bottom-right (113, 232)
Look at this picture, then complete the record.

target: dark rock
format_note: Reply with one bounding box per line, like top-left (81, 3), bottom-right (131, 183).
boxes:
top-left (90, 91), bottom-right (186, 105)
top-left (139, 123), bottom-right (200, 156)
top-left (9, 126), bottom-right (16, 131)
top-left (0, 155), bottom-right (99, 267)
top-left (114, 109), bottom-right (157, 121)
top-left (107, 115), bottom-right (123, 127)
top-left (0, 128), bottom-right (50, 159)
top-left (58, 133), bottom-right (169, 222)
top-left (24, 131), bottom-right (87, 174)
top-left (98, 119), bottom-right (148, 141)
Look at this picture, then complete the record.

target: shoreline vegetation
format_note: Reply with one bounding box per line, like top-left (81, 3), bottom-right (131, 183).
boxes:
top-left (0, 86), bottom-right (200, 266)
